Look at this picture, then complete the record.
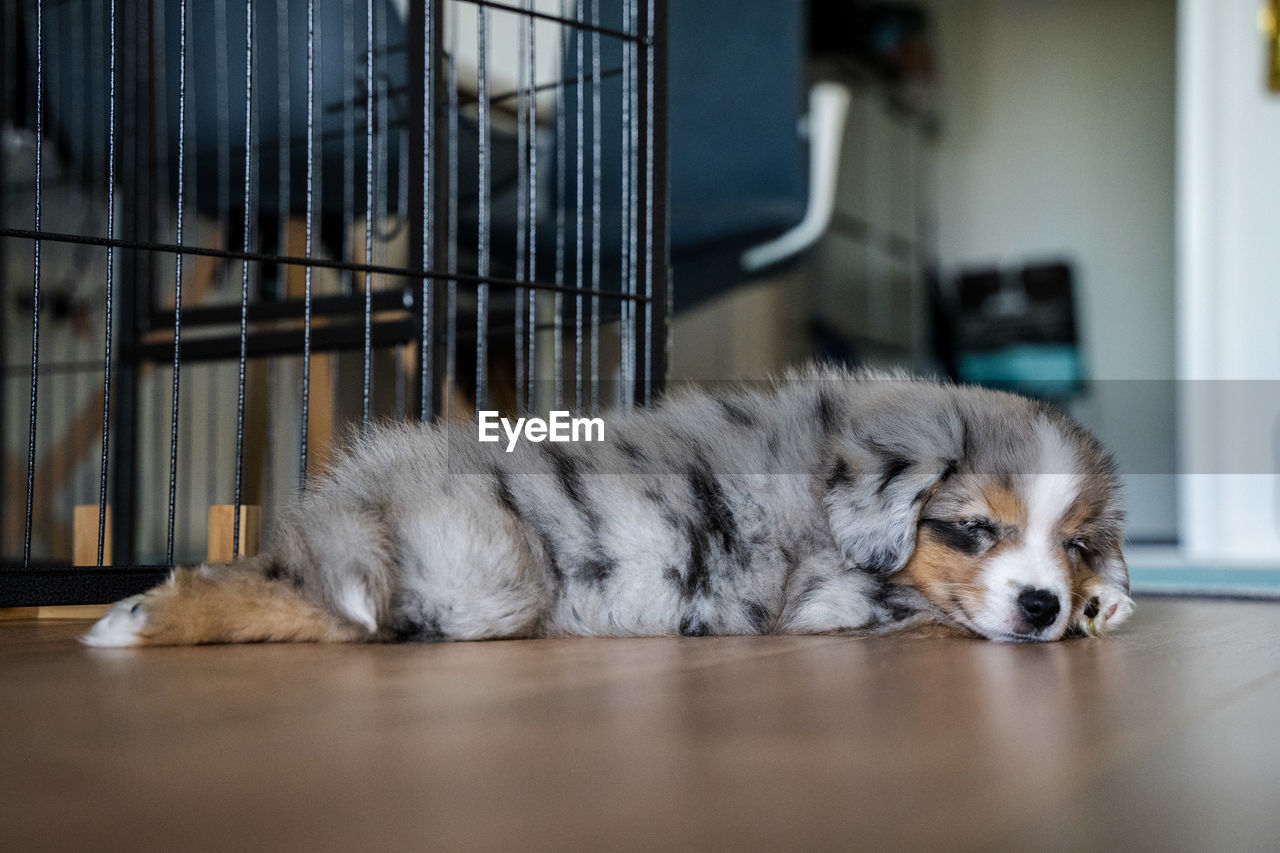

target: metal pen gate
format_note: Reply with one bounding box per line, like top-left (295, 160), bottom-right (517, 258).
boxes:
top-left (0, 0), bottom-right (669, 605)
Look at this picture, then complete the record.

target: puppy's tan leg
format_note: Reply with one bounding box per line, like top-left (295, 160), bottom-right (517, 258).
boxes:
top-left (81, 562), bottom-right (368, 647)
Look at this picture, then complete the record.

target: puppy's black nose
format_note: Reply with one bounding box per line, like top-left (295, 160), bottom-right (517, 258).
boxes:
top-left (1017, 588), bottom-right (1061, 630)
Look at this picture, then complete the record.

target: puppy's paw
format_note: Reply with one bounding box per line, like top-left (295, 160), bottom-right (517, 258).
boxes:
top-left (1078, 581), bottom-right (1135, 637)
top-left (80, 594), bottom-right (148, 647)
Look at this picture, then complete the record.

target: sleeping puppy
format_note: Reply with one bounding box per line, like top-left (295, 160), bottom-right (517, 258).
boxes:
top-left (83, 366), bottom-right (1134, 647)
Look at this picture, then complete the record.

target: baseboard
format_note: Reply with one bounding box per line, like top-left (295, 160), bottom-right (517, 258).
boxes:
top-left (0, 605), bottom-right (111, 621)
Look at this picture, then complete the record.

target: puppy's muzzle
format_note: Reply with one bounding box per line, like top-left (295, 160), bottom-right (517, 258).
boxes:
top-left (1017, 587), bottom-right (1061, 631)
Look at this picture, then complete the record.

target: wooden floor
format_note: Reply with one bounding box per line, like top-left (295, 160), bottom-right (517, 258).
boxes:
top-left (2, 599), bottom-right (1278, 852)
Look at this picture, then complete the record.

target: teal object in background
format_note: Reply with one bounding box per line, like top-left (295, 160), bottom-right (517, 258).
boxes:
top-left (957, 344), bottom-right (1083, 397)
top-left (1129, 566), bottom-right (1280, 599)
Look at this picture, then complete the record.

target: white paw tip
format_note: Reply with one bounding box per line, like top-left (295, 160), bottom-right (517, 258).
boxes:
top-left (1106, 593), bottom-right (1136, 627)
top-left (1082, 590), bottom-right (1135, 636)
top-left (336, 586), bottom-right (378, 634)
top-left (80, 595), bottom-right (147, 648)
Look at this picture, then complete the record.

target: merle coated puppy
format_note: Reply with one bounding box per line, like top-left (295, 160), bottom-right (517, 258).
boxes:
top-left (84, 366), bottom-right (1134, 647)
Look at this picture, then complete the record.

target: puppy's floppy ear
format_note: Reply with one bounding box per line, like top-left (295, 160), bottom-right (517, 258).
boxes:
top-left (823, 406), bottom-right (963, 574)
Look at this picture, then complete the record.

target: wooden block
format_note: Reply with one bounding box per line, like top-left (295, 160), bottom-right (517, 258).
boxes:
top-left (73, 505), bottom-right (113, 567)
top-left (207, 505), bottom-right (261, 563)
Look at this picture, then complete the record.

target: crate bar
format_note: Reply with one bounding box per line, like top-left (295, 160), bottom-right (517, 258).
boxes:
top-left (514, 4), bottom-right (528, 413)
top-left (42, 4), bottom-right (60, 551)
top-left (632, 0), bottom-right (650, 406)
top-left (98, 0), bottom-right (116, 567)
top-left (387, 13), bottom-right (404, 421)
top-left (340, 0), bottom-right (354, 309)
top-left (574, 0), bottom-right (584, 409)
top-left (470, 66), bottom-right (625, 110)
top-left (407, 0), bottom-right (435, 421)
top-left (149, 0), bottom-right (169, 564)
top-left (590, 0), bottom-right (601, 413)
top-left (212, 0), bottom-right (231, 231)
top-left (24, 0), bottom-right (45, 567)
top-left (267, 0), bottom-right (288, 500)
top-left (276, 0), bottom-right (291, 295)
top-left (446, 8), bottom-right (460, 411)
top-left (149, 289), bottom-right (423, 328)
top-left (348, 64), bottom-right (625, 117)
top-left (428, 0), bottom-right (451, 420)
top-left (300, 0), bottom-right (317, 480)
top-left (459, 0), bottom-right (640, 43)
top-left (620, 0), bottom-right (633, 396)
top-left (475, 4), bottom-right (490, 409)
top-left (110, 0), bottom-right (157, 566)
top-left (526, 0), bottom-right (538, 406)
top-left (207, 0), bottom-right (230, 523)
top-left (183, 0), bottom-right (203, 538)
top-left (633, 0), bottom-right (669, 405)
top-left (554, 0), bottom-right (567, 410)
top-left (0, 0), bottom-right (10, 557)
top-left (166, 0), bottom-right (190, 562)
top-left (628, 0), bottom-right (640, 394)
top-left (130, 321), bottom-right (423, 365)
top-left (653, 0), bottom-right (670, 398)
top-left (515, 4), bottom-right (527, 409)
top-left (0, 228), bottom-right (648, 303)
top-left (362, 0), bottom-right (375, 428)
top-left (232, 0), bottom-right (256, 559)
top-left (126, 316), bottom-right (563, 365)
top-left (0, 361), bottom-right (119, 380)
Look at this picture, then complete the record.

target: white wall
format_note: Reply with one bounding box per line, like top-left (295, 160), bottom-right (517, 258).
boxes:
top-left (919, 0), bottom-right (1178, 540)
top-left (1178, 0), bottom-right (1280, 560)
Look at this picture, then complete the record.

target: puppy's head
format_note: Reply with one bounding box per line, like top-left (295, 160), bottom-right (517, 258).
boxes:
top-left (824, 382), bottom-right (1133, 642)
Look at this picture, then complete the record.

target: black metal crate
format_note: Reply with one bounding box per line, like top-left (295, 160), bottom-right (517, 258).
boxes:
top-left (0, 0), bottom-right (668, 605)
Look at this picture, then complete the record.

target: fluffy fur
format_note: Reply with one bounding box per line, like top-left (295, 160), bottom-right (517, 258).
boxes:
top-left (82, 366), bottom-right (1134, 648)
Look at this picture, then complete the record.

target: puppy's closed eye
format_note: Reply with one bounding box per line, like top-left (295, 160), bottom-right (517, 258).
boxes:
top-left (921, 518), bottom-right (999, 556)
top-left (1065, 538), bottom-right (1092, 563)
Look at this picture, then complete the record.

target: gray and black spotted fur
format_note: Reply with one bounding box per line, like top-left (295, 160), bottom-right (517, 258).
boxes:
top-left (90, 364), bottom-right (1129, 646)
top-left (228, 364), bottom-right (1114, 642)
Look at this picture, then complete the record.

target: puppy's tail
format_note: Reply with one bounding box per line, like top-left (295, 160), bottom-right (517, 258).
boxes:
top-left (80, 559), bottom-right (368, 647)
